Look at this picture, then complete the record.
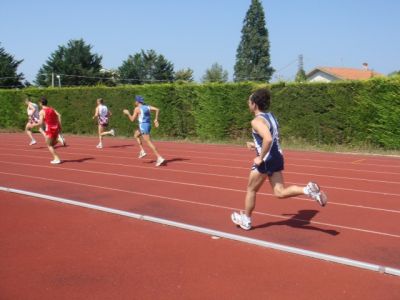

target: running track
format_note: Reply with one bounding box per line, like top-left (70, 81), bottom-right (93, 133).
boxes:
top-left (1, 133), bottom-right (400, 299)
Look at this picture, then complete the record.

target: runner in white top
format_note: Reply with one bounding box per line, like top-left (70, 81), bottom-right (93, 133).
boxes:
top-left (92, 98), bottom-right (115, 148)
top-left (25, 98), bottom-right (45, 145)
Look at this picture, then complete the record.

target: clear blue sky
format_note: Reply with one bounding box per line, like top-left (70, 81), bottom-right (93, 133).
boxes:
top-left (1, 0), bottom-right (399, 83)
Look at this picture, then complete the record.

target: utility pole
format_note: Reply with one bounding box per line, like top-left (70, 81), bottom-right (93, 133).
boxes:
top-left (51, 72), bottom-right (54, 87)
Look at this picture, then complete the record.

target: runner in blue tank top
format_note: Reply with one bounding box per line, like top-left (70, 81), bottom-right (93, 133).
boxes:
top-left (231, 88), bottom-right (328, 231)
top-left (123, 95), bottom-right (165, 167)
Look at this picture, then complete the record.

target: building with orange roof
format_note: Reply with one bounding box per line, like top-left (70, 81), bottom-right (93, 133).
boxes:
top-left (306, 66), bottom-right (383, 82)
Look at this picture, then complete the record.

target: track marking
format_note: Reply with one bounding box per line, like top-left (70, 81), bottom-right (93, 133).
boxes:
top-left (1, 152), bottom-right (400, 198)
top-left (2, 142), bottom-right (400, 172)
top-left (1, 186), bottom-right (399, 277)
top-left (352, 159), bottom-right (366, 164)
top-left (1, 147), bottom-right (400, 185)
top-left (1, 171), bottom-right (400, 238)
top-left (1, 160), bottom-right (400, 214)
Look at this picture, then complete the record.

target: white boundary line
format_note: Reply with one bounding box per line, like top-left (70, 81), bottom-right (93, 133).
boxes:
top-left (1, 185), bottom-right (399, 277)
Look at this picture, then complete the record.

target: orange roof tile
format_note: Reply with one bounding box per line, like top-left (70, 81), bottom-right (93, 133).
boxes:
top-left (308, 67), bottom-right (383, 80)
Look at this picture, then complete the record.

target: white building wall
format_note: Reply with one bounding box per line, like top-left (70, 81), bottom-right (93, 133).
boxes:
top-left (307, 72), bottom-right (338, 82)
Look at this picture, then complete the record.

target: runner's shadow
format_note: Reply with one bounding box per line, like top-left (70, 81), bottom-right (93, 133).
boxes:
top-left (144, 158), bottom-right (190, 165)
top-left (62, 157), bottom-right (95, 163)
top-left (108, 144), bottom-right (134, 149)
top-left (253, 210), bottom-right (339, 236)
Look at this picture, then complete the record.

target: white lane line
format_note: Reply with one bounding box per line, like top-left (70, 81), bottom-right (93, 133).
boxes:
top-left (1, 147), bottom-right (400, 186)
top-left (2, 142), bottom-right (400, 173)
top-left (1, 159), bottom-right (400, 215)
top-left (3, 135), bottom-right (400, 161)
top-left (0, 171), bottom-right (400, 238)
top-left (1, 152), bottom-right (400, 198)
top-left (1, 186), bottom-right (399, 277)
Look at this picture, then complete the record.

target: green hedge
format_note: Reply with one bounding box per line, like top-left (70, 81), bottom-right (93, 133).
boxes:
top-left (0, 78), bottom-right (399, 149)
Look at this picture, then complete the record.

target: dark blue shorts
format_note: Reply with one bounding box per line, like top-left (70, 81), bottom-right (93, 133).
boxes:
top-left (252, 155), bottom-right (284, 176)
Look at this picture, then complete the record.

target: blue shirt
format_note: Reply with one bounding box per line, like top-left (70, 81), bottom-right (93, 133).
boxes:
top-left (138, 105), bottom-right (151, 124)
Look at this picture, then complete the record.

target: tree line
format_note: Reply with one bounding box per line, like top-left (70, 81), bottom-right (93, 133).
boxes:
top-left (1, 0), bottom-right (275, 88)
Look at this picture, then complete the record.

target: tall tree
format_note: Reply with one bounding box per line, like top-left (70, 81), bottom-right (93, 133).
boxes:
top-left (234, 0), bottom-right (274, 82)
top-left (0, 43), bottom-right (24, 88)
top-left (118, 49), bottom-right (174, 84)
top-left (202, 63), bottom-right (228, 83)
top-left (175, 68), bottom-right (194, 82)
top-left (295, 54), bottom-right (307, 82)
top-left (35, 39), bottom-right (103, 87)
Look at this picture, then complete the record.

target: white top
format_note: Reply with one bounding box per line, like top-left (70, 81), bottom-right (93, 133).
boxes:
top-left (27, 102), bottom-right (39, 120)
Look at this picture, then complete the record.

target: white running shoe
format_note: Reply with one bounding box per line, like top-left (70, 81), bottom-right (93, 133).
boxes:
top-left (29, 140), bottom-right (37, 146)
top-left (311, 191), bottom-right (328, 207)
top-left (138, 150), bottom-right (147, 158)
top-left (96, 143), bottom-right (103, 149)
top-left (231, 211), bottom-right (252, 230)
top-left (156, 157), bottom-right (165, 167)
top-left (306, 182), bottom-right (320, 194)
top-left (58, 134), bottom-right (65, 146)
top-left (110, 129), bottom-right (115, 136)
top-left (306, 182), bottom-right (328, 207)
top-left (50, 159), bottom-right (61, 164)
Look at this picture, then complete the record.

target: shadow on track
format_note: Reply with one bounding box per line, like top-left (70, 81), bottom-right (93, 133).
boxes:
top-left (107, 144), bottom-right (135, 149)
top-left (144, 157), bottom-right (190, 166)
top-left (61, 157), bottom-right (95, 164)
top-left (253, 210), bottom-right (340, 236)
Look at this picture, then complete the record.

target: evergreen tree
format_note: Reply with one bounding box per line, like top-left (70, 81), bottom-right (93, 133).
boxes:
top-left (0, 43), bottom-right (24, 88)
top-left (234, 0), bottom-right (274, 82)
top-left (118, 49), bottom-right (174, 84)
top-left (175, 68), bottom-right (194, 82)
top-left (388, 70), bottom-right (400, 77)
top-left (202, 63), bottom-right (228, 83)
top-left (295, 54), bottom-right (307, 82)
top-left (35, 39), bottom-right (103, 87)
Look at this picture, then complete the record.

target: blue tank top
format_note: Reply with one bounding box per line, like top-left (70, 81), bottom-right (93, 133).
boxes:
top-left (138, 105), bottom-right (151, 124)
top-left (252, 112), bottom-right (283, 162)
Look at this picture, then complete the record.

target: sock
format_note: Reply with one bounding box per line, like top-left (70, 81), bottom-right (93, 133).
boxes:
top-left (303, 186), bottom-right (311, 195)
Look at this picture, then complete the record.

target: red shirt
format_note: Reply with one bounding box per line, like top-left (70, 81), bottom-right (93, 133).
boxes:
top-left (43, 107), bottom-right (60, 138)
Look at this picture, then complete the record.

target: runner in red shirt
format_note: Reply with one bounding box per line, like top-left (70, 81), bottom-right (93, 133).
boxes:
top-left (36, 97), bottom-right (62, 164)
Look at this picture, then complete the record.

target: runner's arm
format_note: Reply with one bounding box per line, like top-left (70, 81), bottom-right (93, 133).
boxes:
top-left (92, 106), bottom-right (99, 119)
top-left (36, 110), bottom-right (45, 127)
top-left (54, 110), bottom-right (62, 128)
top-left (149, 106), bottom-right (160, 125)
top-left (251, 117), bottom-right (272, 164)
top-left (27, 103), bottom-right (35, 115)
top-left (123, 107), bottom-right (139, 122)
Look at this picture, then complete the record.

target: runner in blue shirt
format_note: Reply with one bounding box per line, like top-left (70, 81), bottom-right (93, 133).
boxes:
top-left (123, 95), bottom-right (165, 166)
top-left (231, 88), bottom-right (328, 230)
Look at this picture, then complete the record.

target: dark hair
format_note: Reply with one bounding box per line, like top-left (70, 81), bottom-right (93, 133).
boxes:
top-left (250, 88), bottom-right (271, 111)
top-left (97, 98), bottom-right (104, 104)
top-left (40, 96), bottom-right (48, 106)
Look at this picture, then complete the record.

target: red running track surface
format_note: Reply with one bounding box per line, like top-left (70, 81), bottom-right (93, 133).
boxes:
top-left (0, 133), bottom-right (400, 297)
top-left (1, 191), bottom-right (400, 299)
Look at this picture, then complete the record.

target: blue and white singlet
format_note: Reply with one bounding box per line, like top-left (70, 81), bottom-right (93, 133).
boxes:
top-left (138, 105), bottom-right (151, 135)
top-left (251, 112), bottom-right (284, 175)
